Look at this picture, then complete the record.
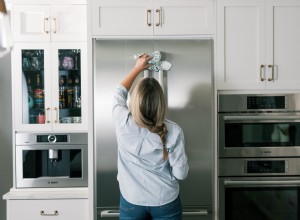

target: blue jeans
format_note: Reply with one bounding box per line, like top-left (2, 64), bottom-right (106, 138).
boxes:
top-left (119, 194), bottom-right (182, 220)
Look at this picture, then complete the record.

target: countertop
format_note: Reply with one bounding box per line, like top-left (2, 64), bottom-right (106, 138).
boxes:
top-left (3, 187), bottom-right (89, 200)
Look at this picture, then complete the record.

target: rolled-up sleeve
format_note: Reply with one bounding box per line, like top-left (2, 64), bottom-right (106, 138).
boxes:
top-left (112, 85), bottom-right (130, 128)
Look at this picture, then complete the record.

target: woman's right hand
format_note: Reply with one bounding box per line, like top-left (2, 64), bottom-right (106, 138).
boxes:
top-left (133, 54), bottom-right (152, 72)
top-left (120, 54), bottom-right (153, 90)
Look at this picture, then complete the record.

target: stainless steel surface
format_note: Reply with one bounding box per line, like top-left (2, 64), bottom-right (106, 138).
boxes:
top-left (218, 94), bottom-right (300, 158)
top-left (218, 112), bottom-right (300, 158)
top-left (182, 209), bottom-right (211, 216)
top-left (218, 176), bottom-right (300, 220)
top-left (100, 210), bottom-right (120, 218)
top-left (218, 93), bottom-right (300, 112)
top-left (219, 158), bottom-right (300, 176)
top-left (218, 95), bottom-right (300, 220)
top-left (219, 112), bottom-right (300, 158)
top-left (48, 149), bottom-right (58, 160)
top-left (15, 133), bottom-right (88, 188)
top-left (220, 176), bottom-right (300, 186)
top-left (223, 114), bottom-right (300, 121)
top-left (16, 133), bottom-right (88, 145)
top-left (100, 208), bottom-right (211, 218)
top-left (218, 94), bottom-right (300, 219)
top-left (224, 179), bottom-right (300, 186)
top-left (94, 39), bottom-right (213, 219)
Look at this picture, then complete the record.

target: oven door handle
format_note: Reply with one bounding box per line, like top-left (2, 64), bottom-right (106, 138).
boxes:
top-left (223, 115), bottom-right (300, 121)
top-left (225, 180), bottom-right (300, 187)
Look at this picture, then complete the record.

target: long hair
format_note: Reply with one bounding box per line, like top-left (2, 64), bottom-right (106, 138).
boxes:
top-left (129, 77), bottom-right (168, 160)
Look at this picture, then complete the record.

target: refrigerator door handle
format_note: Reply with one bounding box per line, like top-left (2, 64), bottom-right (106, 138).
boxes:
top-left (183, 209), bottom-right (210, 216)
top-left (158, 69), bottom-right (164, 91)
top-left (101, 209), bottom-right (210, 217)
top-left (144, 70), bottom-right (150, 78)
top-left (100, 210), bottom-right (120, 218)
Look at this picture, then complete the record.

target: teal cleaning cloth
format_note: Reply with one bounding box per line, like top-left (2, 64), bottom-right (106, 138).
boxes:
top-left (134, 51), bottom-right (161, 72)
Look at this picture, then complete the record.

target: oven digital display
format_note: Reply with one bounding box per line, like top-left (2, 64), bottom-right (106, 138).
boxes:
top-left (247, 96), bottom-right (285, 109)
top-left (247, 160), bottom-right (286, 173)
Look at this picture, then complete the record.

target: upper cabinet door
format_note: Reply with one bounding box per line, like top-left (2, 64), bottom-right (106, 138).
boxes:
top-left (92, 0), bottom-right (153, 36)
top-left (91, 0), bottom-right (214, 37)
top-left (14, 43), bottom-right (53, 132)
top-left (153, 0), bottom-right (214, 36)
top-left (51, 5), bottom-right (87, 42)
top-left (265, 0), bottom-right (300, 89)
top-left (13, 4), bottom-right (87, 42)
top-left (51, 43), bottom-right (88, 132)
top-left (13, 42), bottom-right (88, 132)
top-left (13, 5), bottom-right (51, 42)
top-left (216, 0), bottom-right (266, 90)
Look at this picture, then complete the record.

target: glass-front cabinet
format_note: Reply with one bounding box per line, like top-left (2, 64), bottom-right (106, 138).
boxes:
top-left (14, 43), bottom-right (87, 132)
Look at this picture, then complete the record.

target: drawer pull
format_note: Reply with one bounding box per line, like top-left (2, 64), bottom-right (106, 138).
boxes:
top-left (40, 210), bottom-right (59, 216)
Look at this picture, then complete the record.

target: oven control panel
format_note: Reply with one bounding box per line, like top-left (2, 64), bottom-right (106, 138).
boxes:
top-left (217, 94), bottom-right (300, 112)
top-left (246, 160), bottom-right (288, 173)
top-left (37, 135), bottom-right (68, 143)
top-left (247, 96), bottom-right (286, 109)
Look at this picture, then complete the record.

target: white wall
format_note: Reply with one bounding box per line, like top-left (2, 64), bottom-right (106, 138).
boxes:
top-left (0, 52), bottom-right (12, 220)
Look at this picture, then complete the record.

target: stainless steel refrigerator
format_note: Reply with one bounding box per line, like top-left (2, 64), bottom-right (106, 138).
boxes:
top-left (94, 39), bottom-right (213, 220)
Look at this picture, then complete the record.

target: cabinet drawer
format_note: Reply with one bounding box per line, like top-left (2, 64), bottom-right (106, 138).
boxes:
top-left (7, 199), bottom-right (88, 220)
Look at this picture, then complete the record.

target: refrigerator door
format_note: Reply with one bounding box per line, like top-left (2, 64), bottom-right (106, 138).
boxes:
top-left (94, 39), bottom-right (213, 219)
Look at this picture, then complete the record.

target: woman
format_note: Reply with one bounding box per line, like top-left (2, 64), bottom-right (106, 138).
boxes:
top-left (112, 54), bottom-right (189, 219)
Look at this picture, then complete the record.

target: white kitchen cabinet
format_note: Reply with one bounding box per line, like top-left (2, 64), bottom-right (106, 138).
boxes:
top-left (13, 42), bottom-right (88, 132)
top-left (13, 4), bottom-right (87, 42)
top-left (10, 0), bottom-right (88, 132)
top-left (265, 0), bottom-right (300, 90)
top-left (6, 199), bottom-right (88, 220)
top-left (92, 0), bottom-right (214, 36)
top-left (216, 0), bottom-right (300, 90)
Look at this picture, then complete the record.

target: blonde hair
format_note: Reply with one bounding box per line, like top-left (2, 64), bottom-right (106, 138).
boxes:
top-left (129, 78), bottom-right (168, 160)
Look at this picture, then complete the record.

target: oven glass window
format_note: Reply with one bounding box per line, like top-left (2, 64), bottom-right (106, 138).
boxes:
top-left (225, 187), bottom-right (299, 220)
top-left (225, 122), bottom-right (300, 147)
top-left (22, 149), bottom-right (82, 178)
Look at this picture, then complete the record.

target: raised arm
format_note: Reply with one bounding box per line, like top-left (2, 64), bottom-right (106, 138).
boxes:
top-left (120, 54), bottom-right (152, 91)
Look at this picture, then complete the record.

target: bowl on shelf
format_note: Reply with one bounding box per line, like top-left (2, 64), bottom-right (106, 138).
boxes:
top-left (72, 117), bottom-right (81, 123)
top-left (59, 117), bottom-right (72, 123)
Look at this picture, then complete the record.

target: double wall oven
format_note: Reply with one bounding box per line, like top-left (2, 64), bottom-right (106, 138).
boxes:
top-left (218, 94), bottom-right (300, 220)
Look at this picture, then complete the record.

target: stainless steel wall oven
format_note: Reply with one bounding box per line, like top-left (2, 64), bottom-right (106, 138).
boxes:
top-left (218, 94), bottom-right (300, 158)
top-left (16, 133), bottom-right (88, 188)
top-left (218, 94), bottom-right (300, 220)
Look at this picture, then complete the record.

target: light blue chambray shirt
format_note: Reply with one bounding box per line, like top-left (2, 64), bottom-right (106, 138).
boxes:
top-left (112, 85), bottom-right (189, 206)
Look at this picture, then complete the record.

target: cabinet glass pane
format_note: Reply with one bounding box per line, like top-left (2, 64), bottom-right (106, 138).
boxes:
top-left (22, 50), bottom-right (45, 124)
top-left (58, 49), bottom-right (82, 124)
